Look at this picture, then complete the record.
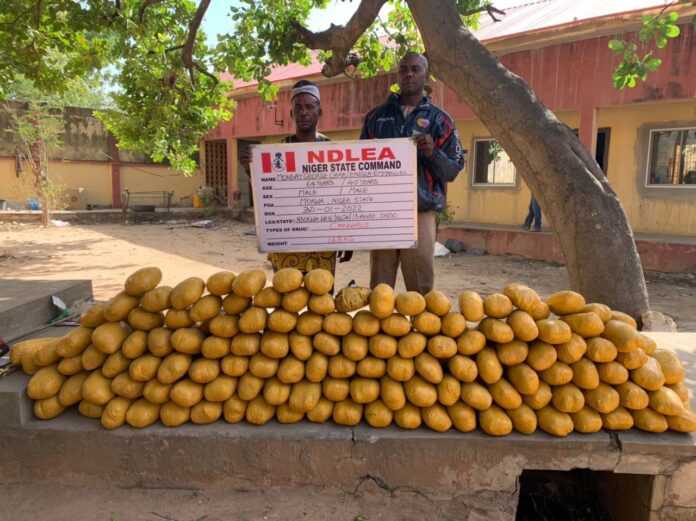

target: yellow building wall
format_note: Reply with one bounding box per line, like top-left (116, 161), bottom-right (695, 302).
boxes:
top-left (121, 165), bottom-right (204, 207)
top-left (598, 100), bottom-right (696, 237)
top-left (0, 158), bottom-right (24, 202)
top-left (448, 103), bottom-right (696, 237)
top-left (448, 111), bottom-right (581, 226)
top-left (50, 161), bottom-right (112, 206)
top-left (0, 157), bottom-right (202, 208)
top-left (0, 158), bottom-right (113, 206)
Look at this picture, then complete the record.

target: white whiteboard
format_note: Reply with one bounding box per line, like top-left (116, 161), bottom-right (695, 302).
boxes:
top-left (250, 138), bottom-right (418, 253)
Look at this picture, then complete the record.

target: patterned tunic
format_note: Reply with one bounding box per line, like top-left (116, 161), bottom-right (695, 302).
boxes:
top-left (267, 134), bottom-right (338, 275)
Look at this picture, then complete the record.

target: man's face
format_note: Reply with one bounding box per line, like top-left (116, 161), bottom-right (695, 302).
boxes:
top-left (291, 93), bottom-right (322, 132)
top-left (398, 54), bottom-right (428, 97)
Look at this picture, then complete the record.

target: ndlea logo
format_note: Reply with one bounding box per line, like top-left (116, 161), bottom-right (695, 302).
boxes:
top-left (261, 151), bottom-right (296, 173)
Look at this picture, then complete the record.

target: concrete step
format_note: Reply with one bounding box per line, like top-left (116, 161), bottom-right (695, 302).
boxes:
top-left (438, 226), bottom-right (696, 273)
top-left (0, 279), bottom-right (92, 341)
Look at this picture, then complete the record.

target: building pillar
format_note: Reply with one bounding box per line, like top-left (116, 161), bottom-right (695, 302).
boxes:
top-left (579, 104), bottom-right (598, 158)
top-left (227, 138), bottom-right (238, 207)
top-left (109, 135), bottom-right (122, 208)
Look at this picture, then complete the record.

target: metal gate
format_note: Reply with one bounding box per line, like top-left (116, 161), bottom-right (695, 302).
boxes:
top-left (205, 140), bottom-right (228, 201)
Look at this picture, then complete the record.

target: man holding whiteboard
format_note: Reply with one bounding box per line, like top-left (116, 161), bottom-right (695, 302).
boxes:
top-left (241, 80), bottom-right (352, 276)
top-left (361, 52), bottom-right (465, 294)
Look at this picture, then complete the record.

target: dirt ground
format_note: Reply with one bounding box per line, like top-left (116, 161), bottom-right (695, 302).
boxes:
top-left (0, 219), bottom-right (694, 331)
top-left (3, 482), bottom-right (490, 521)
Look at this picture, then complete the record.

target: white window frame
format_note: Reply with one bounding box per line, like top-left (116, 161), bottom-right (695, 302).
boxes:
top-left (645, 126), bottom-right (696, 188)
top-left (471, 138), bottom-right (517, 187)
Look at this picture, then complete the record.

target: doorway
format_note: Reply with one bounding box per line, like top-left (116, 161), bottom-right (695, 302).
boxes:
top-left (237, 139), bottom-right (260, 208)
top-left (516, 469), bottom-right (652, 521)
top-left (596, 128), bottom-right (611, 174)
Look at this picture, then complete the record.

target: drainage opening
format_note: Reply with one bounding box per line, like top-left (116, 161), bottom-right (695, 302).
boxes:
top-left (516, 469), bottom-right (653, 521)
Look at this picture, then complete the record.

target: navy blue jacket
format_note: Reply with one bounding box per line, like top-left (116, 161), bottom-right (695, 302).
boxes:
top-left (360, 93), bottom-right (464, 212)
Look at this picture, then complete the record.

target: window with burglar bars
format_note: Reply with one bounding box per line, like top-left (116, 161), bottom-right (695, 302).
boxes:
top-left (646, 127), bottom-right (696, 186)
top-left (205, 140), bottom-right (228, 198)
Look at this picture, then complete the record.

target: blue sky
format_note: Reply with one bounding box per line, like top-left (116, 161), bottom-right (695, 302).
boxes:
top-left (201, 0), bottom-right (528, 46)
top-left (202, 1), bottom-right (365, 46)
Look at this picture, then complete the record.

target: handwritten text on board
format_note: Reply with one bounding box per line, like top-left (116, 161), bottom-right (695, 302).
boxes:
top-left (250, 138), bottom-right (417, 253)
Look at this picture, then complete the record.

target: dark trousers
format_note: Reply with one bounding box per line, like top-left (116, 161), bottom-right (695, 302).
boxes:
top-left (524, 196), bottom-right (542, 230)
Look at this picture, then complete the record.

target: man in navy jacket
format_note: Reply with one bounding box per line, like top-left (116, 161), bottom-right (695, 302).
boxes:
top-left (361, 52), bottom-right (465, 294)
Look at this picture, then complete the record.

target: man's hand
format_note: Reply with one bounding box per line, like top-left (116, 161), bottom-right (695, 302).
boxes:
top-left (240, 146), bottom-right (252, 176)
top-left (337, 251), bottom-right (353, 263)
top-left (414, 134), bottom-right (434, 158)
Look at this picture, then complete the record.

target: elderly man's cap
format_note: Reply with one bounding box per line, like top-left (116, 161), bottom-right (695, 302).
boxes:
top-left (291, 80), bottom-right (320, 103)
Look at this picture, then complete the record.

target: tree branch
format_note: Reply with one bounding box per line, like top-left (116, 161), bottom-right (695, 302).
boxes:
top-left (193, 62), bottom-right (218, 84)
top-left (182, 0), bottom-right (211, 71)
top-left (147, 44), bottom-right (185, 55)
top-left (139, 0), bottom-right (164, 23)
top-left (0, 0), bottom-right (41, 28)
top-left (377, 14), bottom-right (404, 44)
top-left (290, 0), bottom-right (388, 77)
top-left (461, 4), bottom-right (506, 23)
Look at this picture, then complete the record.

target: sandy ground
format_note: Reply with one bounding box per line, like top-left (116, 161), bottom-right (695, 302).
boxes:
top-left (0, 219), bottom-right (694, 331)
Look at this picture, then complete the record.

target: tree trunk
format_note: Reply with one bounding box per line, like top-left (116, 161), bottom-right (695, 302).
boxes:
top-left (408, 0), bottom-right (649, 319)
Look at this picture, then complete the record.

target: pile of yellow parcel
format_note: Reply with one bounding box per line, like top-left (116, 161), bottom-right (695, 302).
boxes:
top-left (12, 267), bottom-right (695, 436)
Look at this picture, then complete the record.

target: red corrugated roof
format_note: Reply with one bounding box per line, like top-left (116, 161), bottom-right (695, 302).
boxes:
top-left (222, 0), bottom-right (673, 90)
top-left (220, 52), bottom-right (324, 87)
top-left (474, 0), bottom-right (671, 41)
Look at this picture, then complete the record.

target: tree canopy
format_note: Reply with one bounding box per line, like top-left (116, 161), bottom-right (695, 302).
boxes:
top-left (0, 0), bottom-right (505, 173)
top-left (1, 1), bottom-right (692, 173)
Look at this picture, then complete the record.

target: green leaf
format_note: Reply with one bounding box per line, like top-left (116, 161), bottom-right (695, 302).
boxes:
top-left (665, 24), bottom-right (681, 38)
top-left (645, 57), bottom-right (662, 71)
top-left (656, 36), bottom-right (668, 48)
top-left (608, 39), bottom-right (625, 52)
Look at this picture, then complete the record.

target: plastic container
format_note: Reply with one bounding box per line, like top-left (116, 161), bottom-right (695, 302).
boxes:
top-left (192, 194), bottom-right (202, 208)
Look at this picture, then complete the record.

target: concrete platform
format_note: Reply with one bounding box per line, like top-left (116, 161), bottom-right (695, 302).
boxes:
top-left (1, 327), bottom-right (695, 520)
top-left (0, 279), bottom-right (93, 341)
top-left (438, 224), bottom-right (696, 273)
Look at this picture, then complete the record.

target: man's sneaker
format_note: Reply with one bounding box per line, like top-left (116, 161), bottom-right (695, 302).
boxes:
top-left (521, 224), bottom-right (531, 231)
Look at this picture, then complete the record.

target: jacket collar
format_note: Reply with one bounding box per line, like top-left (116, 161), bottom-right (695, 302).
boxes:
top-left (387, 93), bottom-right (431, 109)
